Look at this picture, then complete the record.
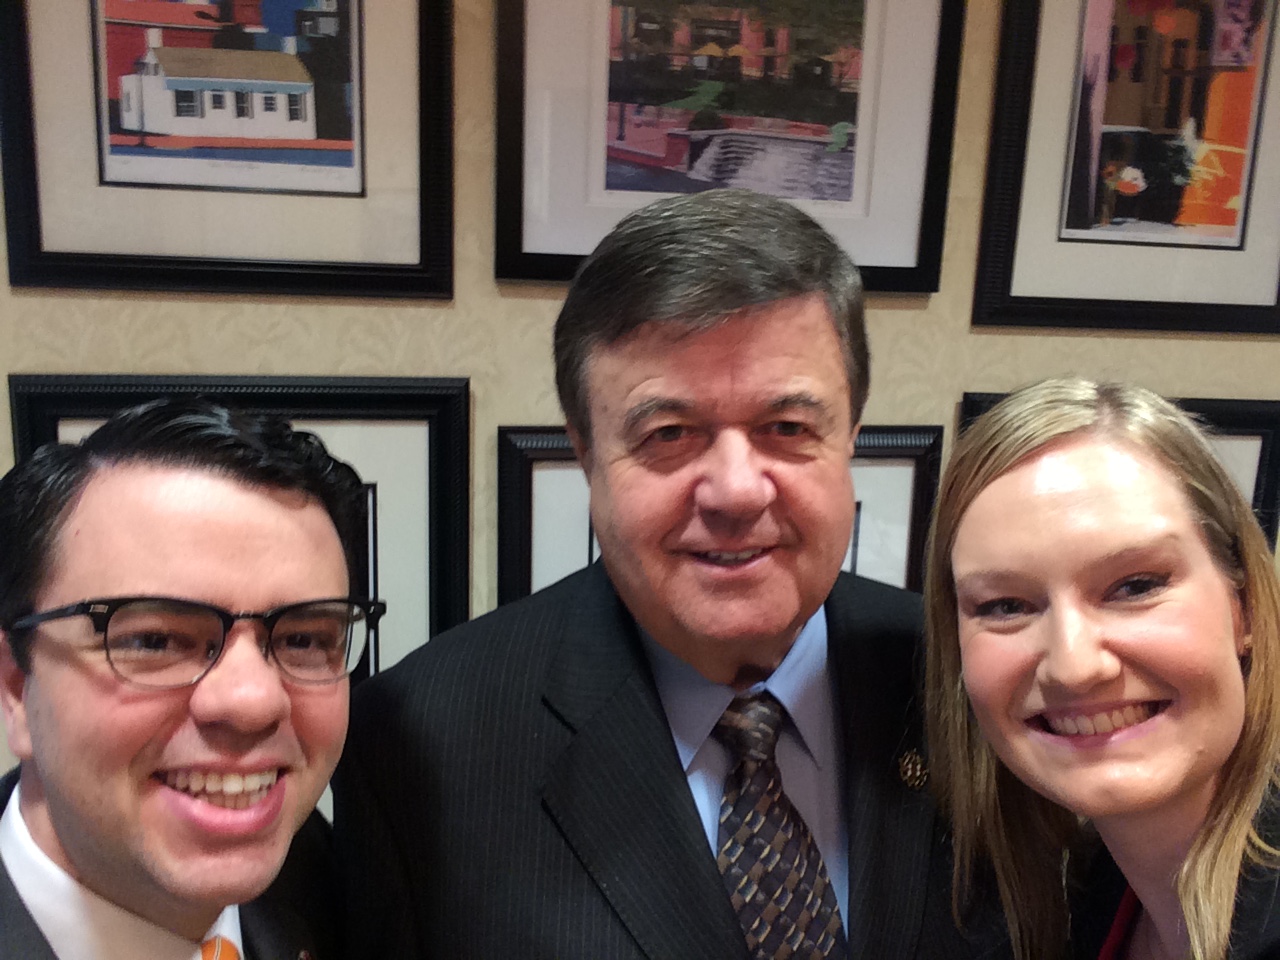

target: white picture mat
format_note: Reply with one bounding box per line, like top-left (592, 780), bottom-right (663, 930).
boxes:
top-left (1010, 0), bottom-right (1280, 304)
top-left (521, 0), bottom-right (942, 267)
top-left (531, 461), bottom-right (594, 592)
top-left (27, 0), bottom-right (421, 264)
top-left (847, 458), bottom-right (914, 588)
top-left (58, 417), bottom-right (431, 672)
top-left (1210, 433), bottom-right (1264, 501)
top-left (529, 455), bottom-right (917, 592)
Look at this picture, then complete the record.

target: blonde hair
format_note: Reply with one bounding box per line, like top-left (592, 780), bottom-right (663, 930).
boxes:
top-left (924, 378), bottom-right (1280, 960)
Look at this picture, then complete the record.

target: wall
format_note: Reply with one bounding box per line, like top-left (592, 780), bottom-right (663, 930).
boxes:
top-left (1, 0), bottom-right (1279, 767)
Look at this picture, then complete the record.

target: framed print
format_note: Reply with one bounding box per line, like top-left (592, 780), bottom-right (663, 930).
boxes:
top-left (973, 0), bottom-right (1280, 332)
top-left (494, 0), bottom-right (963, 291)
top-left (0, 0), bottom-right (452, 297)
top-left (496, 424), bottom-right (943, 603)
top-left (9, 374), bottom-right (471, 673)
top-left (960, 392), bottom-right (1280, 545)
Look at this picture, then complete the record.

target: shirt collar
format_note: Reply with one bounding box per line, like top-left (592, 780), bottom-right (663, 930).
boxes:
top-left (0, 783), bottom-right (243, 960)
top-left (642, 607), bottom-right (835, 772)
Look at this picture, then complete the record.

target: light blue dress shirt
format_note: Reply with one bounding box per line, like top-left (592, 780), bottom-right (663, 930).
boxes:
top-left (639, 610), bottom-right (849, 931)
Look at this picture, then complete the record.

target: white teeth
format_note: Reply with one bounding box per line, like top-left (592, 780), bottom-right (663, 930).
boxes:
top-left (162, 769), bottom-right (279, 808)
top-left (702, 549), bottom-right (764, 565)
top-left (1044, 703), bottom-right (1155, 736)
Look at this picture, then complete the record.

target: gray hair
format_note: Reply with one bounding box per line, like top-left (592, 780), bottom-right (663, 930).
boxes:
top-left (553, 189), bottom-right (867, 444)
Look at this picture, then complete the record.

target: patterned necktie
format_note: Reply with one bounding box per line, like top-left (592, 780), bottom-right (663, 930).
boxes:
top-left (200, 936), bottom-right (241, 960)
top-left (714, 693), bottom-right (848, 960)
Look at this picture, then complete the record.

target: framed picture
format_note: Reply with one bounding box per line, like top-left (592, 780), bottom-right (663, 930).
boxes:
top-left (0, 0), bottom-right (452, 297)
top-left (494, 0), bottom-right (963, 291)
top-left (973, 0), bottom-right (1280, 332)
top-left (960, 392), bottom-right (1280, 545)
top-left (9, 374), bottom-right (471, 673)
top-left (496, 424), bottom-right (943, 603)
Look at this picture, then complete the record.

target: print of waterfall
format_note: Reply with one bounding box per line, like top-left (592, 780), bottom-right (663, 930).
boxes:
top-left (685, 128), bottom-right (853, 201)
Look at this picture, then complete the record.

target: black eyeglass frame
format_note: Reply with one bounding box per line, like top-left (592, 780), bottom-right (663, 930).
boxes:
top-left (7, 596), bottom-right (388, 689)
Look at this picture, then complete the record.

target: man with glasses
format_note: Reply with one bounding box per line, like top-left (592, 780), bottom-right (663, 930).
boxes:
top-left (0, 398), bottom-right (383, 960)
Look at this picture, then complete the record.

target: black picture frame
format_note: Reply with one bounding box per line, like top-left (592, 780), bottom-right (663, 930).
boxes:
top-left (972, 1), bottom-right (1280, 333)
top-left (496, 424), bottom-right (943, 604)
top-left (9, 374), bottom-right (471, 672)
top-left (960, 392), bottom-right (1280, 546)
top-left (493, 0), bottom-right (964, 292)
top-left (0, 2), bottom-right (452, 298)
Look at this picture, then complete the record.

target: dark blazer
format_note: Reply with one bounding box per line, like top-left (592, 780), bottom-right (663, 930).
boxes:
top-left (334, 565), bottom-right (1008, 960)
top-left (1070, 806), bottom-right (1280, 960)
top-left (0, 769), bottom-right (340, 960)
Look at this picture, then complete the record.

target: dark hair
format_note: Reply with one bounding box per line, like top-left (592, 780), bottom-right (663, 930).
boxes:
top-left (0, 397), bottom-right (368, 671)
top-left (554, 188), bottom-right (868, 444)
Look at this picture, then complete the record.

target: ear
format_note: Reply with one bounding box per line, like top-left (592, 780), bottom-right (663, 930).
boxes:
top-left (567, 424), bottom-right (594, 478)
top-left (847, 422), bottom-right (861, 459)
top-left (0, 634), bottom-right (33, 762)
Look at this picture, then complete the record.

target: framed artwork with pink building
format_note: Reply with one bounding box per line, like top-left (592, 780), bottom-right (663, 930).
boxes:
top-left (495, 0), bottom-right (965, 292)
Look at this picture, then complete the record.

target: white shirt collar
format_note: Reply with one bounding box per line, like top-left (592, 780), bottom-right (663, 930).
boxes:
top-left (0, 783), bottom-right (243, 960)
top-left (642, 608), bottom-right (837, 772)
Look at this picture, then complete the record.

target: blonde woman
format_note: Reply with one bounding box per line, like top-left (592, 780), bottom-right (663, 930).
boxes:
top-left (925, 378), bottom-right (1280, 960)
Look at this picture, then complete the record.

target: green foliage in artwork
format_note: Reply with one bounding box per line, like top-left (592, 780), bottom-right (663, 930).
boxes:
top-left (663, 80), bottom-right (726, 111)
top-left (687, 107), bottom-right (728, 129)
top-left (827, 120), bottom-right (852, 151)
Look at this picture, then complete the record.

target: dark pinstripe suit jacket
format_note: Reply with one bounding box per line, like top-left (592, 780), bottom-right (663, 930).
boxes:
top-left (0, 769), bottom-right (341, 960)
top-left (333, 565), bottom-right (1009, 960)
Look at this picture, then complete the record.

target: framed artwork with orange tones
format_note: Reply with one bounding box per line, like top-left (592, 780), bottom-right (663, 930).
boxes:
top-left (973, 0), bottom-right (1280, 332)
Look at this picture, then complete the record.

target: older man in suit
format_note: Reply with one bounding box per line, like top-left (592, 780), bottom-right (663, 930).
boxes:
top-left (334, 189), bottom-right (1006, 960)
top-left (0, 399), bottom-right (384, 960)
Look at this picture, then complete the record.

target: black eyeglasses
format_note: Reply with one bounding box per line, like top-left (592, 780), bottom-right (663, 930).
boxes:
top-left (7, 596), bottom-right (387, 689)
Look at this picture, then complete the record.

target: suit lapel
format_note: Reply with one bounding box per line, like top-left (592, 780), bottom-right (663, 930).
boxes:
top-left (540, 567), bottom-right (747, 960)
top-left (240, 897), bottom-right (319, 960)
top-left (827, 577), bottom-right (935, 960)
top-left (0, 771), bottom-right (59, 960)
top-left (0, 861), bottom-right (58, 960)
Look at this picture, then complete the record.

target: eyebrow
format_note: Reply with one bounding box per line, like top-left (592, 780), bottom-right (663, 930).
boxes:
top-left (768, 392), bottom-right (829, 415)
top-left (953, 534), bottom-right (1187, 589)
top-left (622, 398), bottom-right (693, 435)
top-left (621, 391), bottom-right (834, 436)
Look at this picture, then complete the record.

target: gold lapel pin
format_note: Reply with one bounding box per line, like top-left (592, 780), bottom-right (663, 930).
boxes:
top-left (897, 748), bottom-right (928, 790)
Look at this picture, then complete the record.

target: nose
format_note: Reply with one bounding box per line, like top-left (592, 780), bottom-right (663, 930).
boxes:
top-left (693, 429), bottom-right (776, 522)
top-left (1036, 600), bottom-right (1120, 692)
top-left (187, 624), bottom-right (291, 734)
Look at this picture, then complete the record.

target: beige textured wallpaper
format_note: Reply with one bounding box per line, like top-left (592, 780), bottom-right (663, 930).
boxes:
top-left (2, 0), bottom-right (1279, 625)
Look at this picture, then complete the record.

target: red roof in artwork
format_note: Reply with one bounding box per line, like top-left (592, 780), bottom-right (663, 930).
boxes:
top-left (103, 0), bottom-right (222, 29)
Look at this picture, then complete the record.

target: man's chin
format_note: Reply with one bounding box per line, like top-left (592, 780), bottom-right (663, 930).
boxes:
top-left (664, 612), bottom-right (805, 685)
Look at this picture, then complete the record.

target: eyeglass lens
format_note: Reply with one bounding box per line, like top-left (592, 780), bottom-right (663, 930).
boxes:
top-left (104, 599), bottom-right (368, 687)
